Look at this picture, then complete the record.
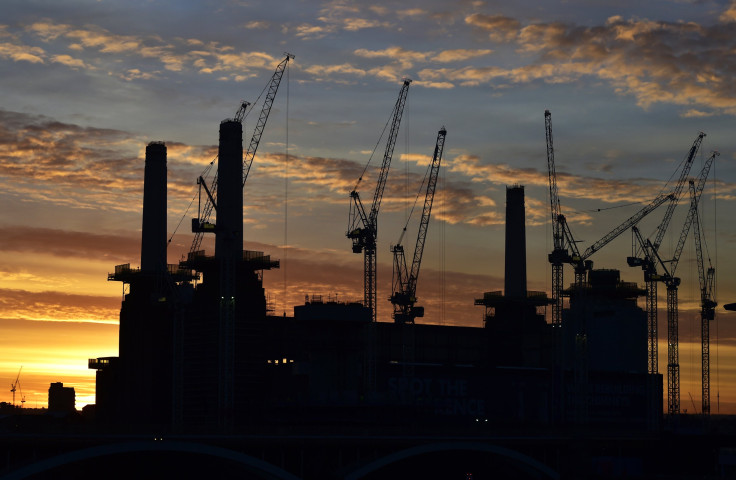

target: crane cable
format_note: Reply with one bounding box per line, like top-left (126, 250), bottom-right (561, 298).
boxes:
top-left (167, 56), bottom-right (283, 251)
top-left (395, 153), bottom-right (434, 246)
top-left (352, 99), bottom-right (397, 192)
top-left (168, 154), bottom-right (217, 248)
top-left (573, 143), bottom-right (698, 224)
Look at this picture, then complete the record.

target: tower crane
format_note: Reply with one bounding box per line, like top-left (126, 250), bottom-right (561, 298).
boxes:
top-left (10, 367), bottom-right (23, 407)
top-left (390, 127), bottom-right (446, 324)
top-left (545, 110), bottom-right (575, 327)
top-left (628, 225), bottom-right (663, 375)
top-left (691, 180), bottom-right (717, 415)
top-left (190, 53), bottom-right (294, 255)
top-left (545, 110), bottom-right (668, 324)
top-left (347, 79), bottom-right (411, 322)
top-left (627, 140), bottom-right (713, 415)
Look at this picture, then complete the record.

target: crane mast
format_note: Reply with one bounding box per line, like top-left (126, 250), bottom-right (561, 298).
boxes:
top-left (545, 110), bottom-right (577, 326)
top-left (628, 146), bottom-right (715, 385)
top-left (629, 226), bottom-right (663, 375)
top-left (628, 145), bottom-right (714, 415)
top-left (390, 127), bottom-right (446, 324)
top-left (347, 79), bottom-right (412, 322)
top-left (190, 53), bottom-right (294, 255)
top-left (660, 142), bottom-right (710, 416)
top-left (691, 180), bottom-right (717, 415)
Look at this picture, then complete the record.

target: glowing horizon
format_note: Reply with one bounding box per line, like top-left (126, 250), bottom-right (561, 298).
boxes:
top-left (3, 0), bottom-right (736, 416)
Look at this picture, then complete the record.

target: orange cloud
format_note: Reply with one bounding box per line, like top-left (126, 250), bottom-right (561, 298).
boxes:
top-left (435, 49), bottom-right (493, 63)
top-left (720, 1), bottom-right (736, 23)
top-left (465, 13), bottom-right (521, 42)
top-left (21, 20), bottom-right (284, 80)
top-left (294, 23), bottom-right (336, 39)
top-left (0, 109), bottom-right (220, 214)
top-left (302, 62), bottom-right (367, 80)
top-left (0, 225), bottom-right (139, 260)
top-left (50, 53), bottom-right (87, 69)
top-left (0, 288), bottom-right (119, 324)
top-left (0, 42), bottom-right (45, 63)
top-left (455, 10), bottom-right (736, 115)
top-left (354, 46), bottom-right (492, 72)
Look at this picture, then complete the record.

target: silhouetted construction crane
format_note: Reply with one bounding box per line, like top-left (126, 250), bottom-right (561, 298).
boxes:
top-left (691, 180), bottom-right (717, 415)
top-left (390, 127), bottom-right (446, 324)
top-left (545, 110), bottom-right (574, 327)
top-left (347, 78), bottom-right (411, 322)
top-left (190, 52), bottom-right (294, 254)
top-left (10, 367), bottom-right (23, 407)
top-left (545, 110), bottom-right (669, 324)
top-left (628, 226), bottom-right (662, 374)
top-left (627, 134), bottom-right (708, 414)
top-left (663, 152), bottom-right (717, 414)
top-left (636, 152), bottom-right (715, 415)
top-left (628, 146), bottom-right (714, 379)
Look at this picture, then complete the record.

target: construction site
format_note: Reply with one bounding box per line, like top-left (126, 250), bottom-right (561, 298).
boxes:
top-left (9, 54), bottom-right (726, 478)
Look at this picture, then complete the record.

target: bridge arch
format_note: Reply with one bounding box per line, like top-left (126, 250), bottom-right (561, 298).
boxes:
top-left (2, 440), bottom-right (302, 480)
top-left (345, 441), bottom-right (560, 480)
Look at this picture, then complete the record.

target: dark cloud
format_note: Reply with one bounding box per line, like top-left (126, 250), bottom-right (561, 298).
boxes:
top-left (0, 225), bottom-right (139, 261)
top-left (260, 238), bottom-right (501, 326)
top-left (0, 109), bottom-right (224, 213)
top-left (0, 287), bottom-right (120, 323)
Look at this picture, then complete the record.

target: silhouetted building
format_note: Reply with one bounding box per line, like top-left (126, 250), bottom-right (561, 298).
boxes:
top-left (563, 268), bottom-right (648, 374)
top-left (93, 142), bottom-right (195, 428)
top-left (140, 141), bottom-right (167, 273)
top-left (48, 383), bottom-right (75, 412)
top-left (475, 185), bottom-right (552, 367)
top-left (294, 295), bottom-right (371, 322)
top-left (504, 184), bottom-right (527, 300)
top-left (90, 141), bottom-right (660, 434)
top-left (88, 357), bottom-right (119, 422)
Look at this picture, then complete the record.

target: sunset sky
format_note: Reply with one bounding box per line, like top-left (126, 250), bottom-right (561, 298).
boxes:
top-left (2, 0), bottom-right (736, 414)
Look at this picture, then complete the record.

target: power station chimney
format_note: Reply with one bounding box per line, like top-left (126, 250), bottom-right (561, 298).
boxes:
top-left (215, 120), bottom-right (244, 261)
top-left (140, 141), bottom-right (167, 273)
top-left (504, 185), bottom-right (527, 299)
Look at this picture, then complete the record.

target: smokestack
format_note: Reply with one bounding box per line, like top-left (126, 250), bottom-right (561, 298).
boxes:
top-left (504, 185), bottom-right (527, 299)
top-left (140, 141), bottom-right (167, 273)
top-left (215, 120), bottom-right (244, 261)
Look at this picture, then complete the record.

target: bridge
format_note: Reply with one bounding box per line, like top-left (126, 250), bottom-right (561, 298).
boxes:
top-left (2, 428), bottom-right (721, 479)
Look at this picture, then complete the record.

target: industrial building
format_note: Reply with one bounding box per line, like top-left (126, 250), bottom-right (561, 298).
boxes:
top-left (90, 153), bottom-right (660, 432)
top-left (85, 61), bottom-right (660, 434)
